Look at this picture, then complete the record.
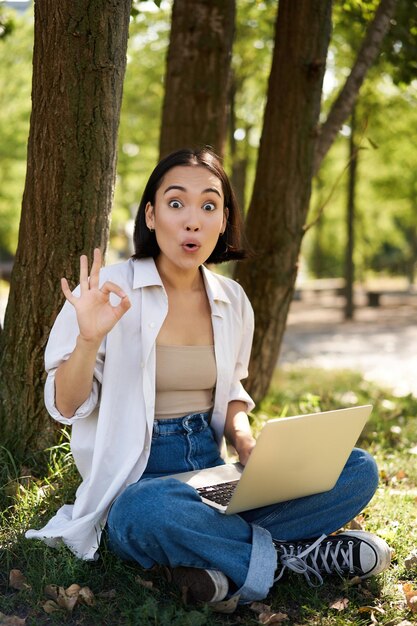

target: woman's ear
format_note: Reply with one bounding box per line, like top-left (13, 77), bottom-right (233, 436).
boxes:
top-left (222, 207), bottom-right (229, 234)
top-left (145, 202), bottom-right (155, 230)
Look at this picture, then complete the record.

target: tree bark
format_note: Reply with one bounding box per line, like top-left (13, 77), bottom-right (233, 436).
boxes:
top-left (159, 0), bottom-right (235, 159)
top-left (0, 0), bottom-right (132, 457)
top-left (234, 0), bottom-right (332, 403)
top-left (313, 0), bottom-right (399, 174)
top-left (229, 71), bottom-right (247, 212)
top-left (344, 109), bottom-right (357, 320)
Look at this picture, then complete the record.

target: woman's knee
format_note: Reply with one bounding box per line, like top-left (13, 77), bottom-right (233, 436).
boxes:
top-left (348, 447), bottom-right (379, 499)
top-left (108, 477), bottom-right (197, 536)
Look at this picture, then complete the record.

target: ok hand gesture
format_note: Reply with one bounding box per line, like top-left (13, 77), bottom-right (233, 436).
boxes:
top-left (61, 248), bottom-right (131, 345)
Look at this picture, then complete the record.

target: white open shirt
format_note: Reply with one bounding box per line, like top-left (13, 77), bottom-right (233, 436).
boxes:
top-left (26, 258), bottom-right (255, 559)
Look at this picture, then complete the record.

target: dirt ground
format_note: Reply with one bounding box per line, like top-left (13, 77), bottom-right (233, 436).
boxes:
top-left (281, 291), bottom-right (417, 397)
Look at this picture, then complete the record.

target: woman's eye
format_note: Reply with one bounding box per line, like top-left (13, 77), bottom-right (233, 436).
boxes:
top-left (202, 202), bottom-right (216, 212)
top-left (169, 199), bottom-right (182, 209)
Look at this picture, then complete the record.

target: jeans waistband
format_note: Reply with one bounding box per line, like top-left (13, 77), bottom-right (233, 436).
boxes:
top-left (152, 411), bottom-right (211, 436)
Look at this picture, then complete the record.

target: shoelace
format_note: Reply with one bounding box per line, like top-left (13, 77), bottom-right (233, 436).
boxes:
top-left (274, 534), bottom-right (355, 587)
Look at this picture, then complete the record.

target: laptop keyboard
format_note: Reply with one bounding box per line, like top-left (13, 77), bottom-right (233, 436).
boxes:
top-left (196, 480), bottom-right (239, 506)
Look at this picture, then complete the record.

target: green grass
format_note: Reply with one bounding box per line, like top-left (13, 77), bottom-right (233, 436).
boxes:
top-left (1, 366), bottom-right (417, 625)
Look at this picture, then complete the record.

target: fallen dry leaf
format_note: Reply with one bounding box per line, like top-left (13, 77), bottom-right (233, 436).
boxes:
top-left (349, 515), bottom-right (365, 531)
top-left (403, 583), bottom-right (417, 613)
top-left (42, 600), bottom-right (60, 614)
top-left (43, 583), bottom-right (84, 613)
top-left (404, 550), bottom-right (417, 570)
top-left (329, 597), bottom-right (349, 611)
top-left (258, 611), bottom-right (288, 624)
top-left (358, 605), bottom-right (385, 622)
top-left (65, 583), bottom-right (81, 597)
top-left (9, 570), bottom-right (31, 592)
top-left (56, 589), bottom-right (78, 614)
top-left (0, 614), bottom-right (26, 626)
top-left (78, 586), bottom-right (95, 607)
top-left (44, 584), bottom-right (60, 601)
top-left (347, 575), bottom-right (362, 586)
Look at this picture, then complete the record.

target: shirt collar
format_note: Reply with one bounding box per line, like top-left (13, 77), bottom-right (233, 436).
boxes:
top-left (132, 257), bottom-right (164, 289)
top-left (200, 264), bottom-right (231, 306)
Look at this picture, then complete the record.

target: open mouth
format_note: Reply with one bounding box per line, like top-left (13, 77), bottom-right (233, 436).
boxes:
top-left (183, 243), bottom-right (199, 250)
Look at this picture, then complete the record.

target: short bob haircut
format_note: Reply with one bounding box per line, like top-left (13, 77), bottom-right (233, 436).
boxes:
top-left (132, 147), bottom-right (249, 264)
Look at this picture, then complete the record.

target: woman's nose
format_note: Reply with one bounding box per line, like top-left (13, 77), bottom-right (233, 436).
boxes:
top-left (184, 207), bottom-right (200, 231)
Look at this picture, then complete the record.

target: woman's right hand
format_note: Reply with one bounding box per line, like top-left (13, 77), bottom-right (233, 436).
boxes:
top-left (61, 248), bottom-right (131, 345)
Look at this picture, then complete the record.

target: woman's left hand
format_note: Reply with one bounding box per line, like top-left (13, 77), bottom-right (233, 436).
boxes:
top-left (224, 401), bottom-right (256, 466)
top-left (234, 433), bottom-right (256, 466)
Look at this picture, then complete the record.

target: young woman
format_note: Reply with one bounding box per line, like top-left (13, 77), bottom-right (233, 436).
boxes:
top-left (27, 147), bottom-right (390, 605)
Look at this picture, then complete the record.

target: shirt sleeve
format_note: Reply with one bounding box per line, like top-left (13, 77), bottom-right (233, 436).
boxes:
top-left (228, 288), bottom-right (255, 412)
top-left (44, 288), bottom-right (105, 425)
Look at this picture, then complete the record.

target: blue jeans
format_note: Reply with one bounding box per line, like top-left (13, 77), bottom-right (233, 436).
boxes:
top-left (107, 412), bottom-right (379, 603)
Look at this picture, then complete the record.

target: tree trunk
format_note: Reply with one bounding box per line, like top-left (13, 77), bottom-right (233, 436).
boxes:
top-left (159, 0), bottom-right (235, 159)
top-left (344, 109), bottom-right (357, 320)
top-left (234, 0), bottom-right (332, 403)
top-left (229, 71), bottom-right (247, 212)
top-left (0, 0), bottom-right (132, 457)
top-left (313, 0), bottom-right (399, 174)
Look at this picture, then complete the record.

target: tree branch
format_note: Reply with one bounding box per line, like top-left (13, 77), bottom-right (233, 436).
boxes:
top-left (313, 0), bottom-right (399, 175)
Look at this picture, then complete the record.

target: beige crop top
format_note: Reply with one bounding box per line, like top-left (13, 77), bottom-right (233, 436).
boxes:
top-left (154, 345), bottom-right (217, 420)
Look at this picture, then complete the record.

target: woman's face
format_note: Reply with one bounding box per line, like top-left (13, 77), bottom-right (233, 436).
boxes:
top-left (145, 165), bottom-right (227, 275)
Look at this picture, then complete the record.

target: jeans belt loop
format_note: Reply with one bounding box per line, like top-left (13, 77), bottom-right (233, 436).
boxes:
top-left (182, 415), bottom-right (192, 433)
top-left (182, 413), bottom-right (207, 433)
top-left (152, 420), bottom-right (160, 437)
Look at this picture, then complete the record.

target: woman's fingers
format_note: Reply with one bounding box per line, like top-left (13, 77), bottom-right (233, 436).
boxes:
top-left (89, 248), bottom-right (102, 290)
top-left (100, 281), bottom-right (131, 318)
top-left (77, 249), bottom-right (102, 293)
top-left (61, 266), bottom-right (130, 323)
top-left (100, 281), bottom-right (127, 300)
top-left (79, 254), bottom-right (89, 293)
top-left (114, 294), bottom-right (131, 318)
top-left (61, 277), bottom-right (76, 304)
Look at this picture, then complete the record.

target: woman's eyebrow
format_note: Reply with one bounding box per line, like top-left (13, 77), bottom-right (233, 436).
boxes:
top-left (163, 185), bottom-right (186, 195)
top-left (163, 185), bottom-right (222, 198)
top-left (203, 187), bottom-right (222, 198)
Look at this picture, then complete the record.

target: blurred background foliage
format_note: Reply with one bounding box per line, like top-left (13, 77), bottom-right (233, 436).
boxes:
top-left (0, 0), bottom-right (416, 280)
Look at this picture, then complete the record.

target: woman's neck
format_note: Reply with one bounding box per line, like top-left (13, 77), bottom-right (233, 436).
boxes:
top-left (155, 257), bottom-right (204, 293)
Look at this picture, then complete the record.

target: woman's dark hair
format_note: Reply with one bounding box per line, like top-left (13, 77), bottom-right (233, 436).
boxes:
top-left (132, 147), bottom-right (249, 263)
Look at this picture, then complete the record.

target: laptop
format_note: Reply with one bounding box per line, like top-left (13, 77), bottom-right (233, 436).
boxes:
top-left (159, 405), bottom-right (372, 515)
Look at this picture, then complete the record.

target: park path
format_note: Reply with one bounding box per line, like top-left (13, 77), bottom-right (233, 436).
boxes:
top-left (280, 292), bottom-right (417, 397)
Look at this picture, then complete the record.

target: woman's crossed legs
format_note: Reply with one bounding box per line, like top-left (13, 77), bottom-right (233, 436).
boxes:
top-left (107, 448), bottom-right (389, 603)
